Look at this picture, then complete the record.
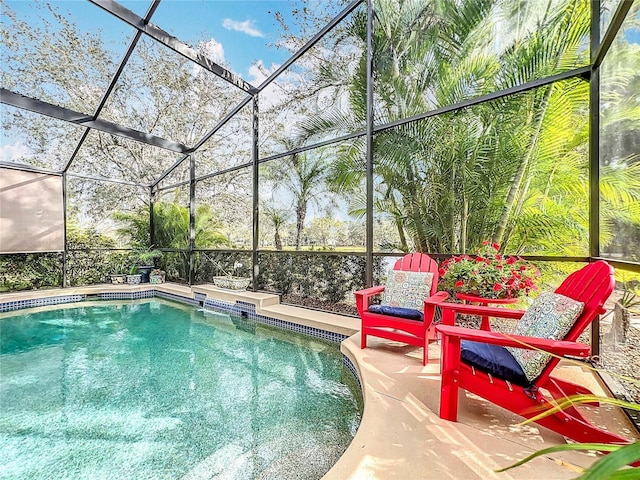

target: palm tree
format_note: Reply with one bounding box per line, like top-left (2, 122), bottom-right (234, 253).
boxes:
top-left (264, 138), bottom-right (330, 250)
top-left (292, 0), bottom-right (610, 255)
top-left (262, 205), bottom-right (291, 250)
top-left (114, 200), bottom-right (229, 280)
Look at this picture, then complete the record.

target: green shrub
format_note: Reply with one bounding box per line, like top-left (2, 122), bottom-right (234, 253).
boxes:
top-left (256, 252), bottom-right (384, 305)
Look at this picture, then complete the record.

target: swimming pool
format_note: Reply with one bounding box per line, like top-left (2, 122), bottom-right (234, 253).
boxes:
top-left (0, 299), bottom-right (361, 479)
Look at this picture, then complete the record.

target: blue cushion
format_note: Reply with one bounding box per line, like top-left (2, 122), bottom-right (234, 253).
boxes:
top-left (461, 341), bottom-right (532, 387)
top-left (368, 304), bottom-right (424, 321)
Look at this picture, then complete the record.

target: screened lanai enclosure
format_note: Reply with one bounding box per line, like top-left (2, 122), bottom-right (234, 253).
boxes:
top-left (1, 0), bottom-right (639, 398)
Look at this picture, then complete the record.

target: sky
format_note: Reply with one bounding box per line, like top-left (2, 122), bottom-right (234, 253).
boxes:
top-left (4, 0), bottom-right (344, 84)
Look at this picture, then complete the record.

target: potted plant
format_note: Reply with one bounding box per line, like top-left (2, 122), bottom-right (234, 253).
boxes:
top-left (149, 268), bottom-right (166, 284)
top-left (212, 261), bottom-right (251, 290)
top-left (126, 265), bottom-right (142, 285)
top-left (132, 247), bottom-right (162, 283)
top-left (109, 255), bottom-right (130, 284)
top-left (438, 241), bottom-right (540, 300)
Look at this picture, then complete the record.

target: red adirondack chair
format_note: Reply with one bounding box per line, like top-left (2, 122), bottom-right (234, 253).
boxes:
top-left (355, 253), bottom-right (447, 365)
top-left (432, 260), bottom-right (632, 445)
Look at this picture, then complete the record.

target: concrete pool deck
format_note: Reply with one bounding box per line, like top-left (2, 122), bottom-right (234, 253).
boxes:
top-left (2, 283), bottom-right (638, 479)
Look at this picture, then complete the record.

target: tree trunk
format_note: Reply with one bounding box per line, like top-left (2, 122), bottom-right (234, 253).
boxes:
top-left (460, 197), bottom-right (468, 253)
top-left (493, 86), bottom-right (553, 246)
top-left (608, 302), bottom-right (631, 345)
top-left (274, 228), bottom-right (282, 250)
top-left (295, 201), bottom-right (307, 251)
top-left (394, 214), bottom-right (409, 252)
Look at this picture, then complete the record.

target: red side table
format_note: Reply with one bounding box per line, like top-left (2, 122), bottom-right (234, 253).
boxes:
top-left (455, 293), bottom-right (519, 331)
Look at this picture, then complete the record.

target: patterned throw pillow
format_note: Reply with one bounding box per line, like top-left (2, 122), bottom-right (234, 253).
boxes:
top-left (381, 269), bottom-right (434, 310)
top-left (506, 292), bottom-right (584, 382)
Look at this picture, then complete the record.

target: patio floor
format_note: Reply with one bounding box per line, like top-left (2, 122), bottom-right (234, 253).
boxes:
top-left (334, 335), bottom-right (638, 479)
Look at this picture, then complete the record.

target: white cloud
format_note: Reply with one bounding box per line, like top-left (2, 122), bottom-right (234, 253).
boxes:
top-left (0, 142), bottom-right (31, 163)
top-left (193, 38), bottom-right (228, 77)
top-left (247, 60), bottom-right (272, 85)
top-left (222, 18), bottom-right (264, 38)
top-left (198, 38), bottom-right (225, 65)
top-left (247, 60), bottom-right (288, 110)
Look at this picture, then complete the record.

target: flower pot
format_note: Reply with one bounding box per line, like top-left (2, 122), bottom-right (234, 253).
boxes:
top-left (110, 274), bottom-right (127, 285)
top-left (212, 276), bottom-right (250, 290)
top-left (136, 266), bottom-right (154, 283)
top-left (149, 273), bottom-right (166, 284)
top-left (126, 274), bottom-right (142, 285)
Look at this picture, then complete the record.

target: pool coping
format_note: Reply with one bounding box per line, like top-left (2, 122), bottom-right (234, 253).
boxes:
top-left (0, 283), bottom-right (360, 337)
top-left (2, 284), bottom-right (637, 479)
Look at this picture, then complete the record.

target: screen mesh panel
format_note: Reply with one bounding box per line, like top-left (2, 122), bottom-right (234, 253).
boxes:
top-left (0, 168), bottom-right (64, 253)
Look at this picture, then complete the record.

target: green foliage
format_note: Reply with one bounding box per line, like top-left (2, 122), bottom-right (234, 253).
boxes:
top-left (130, 248), bottom-right (162, 267)
top-left (113, 201), bottom-right (230, 281)
top-left (262, 145), bottom-right (331, 250)
top-left (112, 209), bottom-right (150, 249)
top-left (256, 253), bottom-right (385, 306)
top-left (291, 0), bottom-right (638, 259)
top-left (0, 224), bottom-right (125, 291)
top-left (619, 283), bottom-right (640, 312)
top-left (66, 224), bottom-right (125, 286)
top-left (0, 253), bottom-right (63, 291)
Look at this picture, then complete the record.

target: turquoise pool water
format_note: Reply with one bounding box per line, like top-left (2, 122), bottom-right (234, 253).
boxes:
top-left (0, 299), bottom-right (361, 479)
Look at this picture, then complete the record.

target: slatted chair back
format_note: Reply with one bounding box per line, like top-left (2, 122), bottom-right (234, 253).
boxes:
top-left (394, 253), bottom-right (439, 282)
top-left (535, 260), bottom-right (615, 384)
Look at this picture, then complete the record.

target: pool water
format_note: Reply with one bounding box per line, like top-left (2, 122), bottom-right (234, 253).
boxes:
top-left (0, 299), bottom-right (361, 479)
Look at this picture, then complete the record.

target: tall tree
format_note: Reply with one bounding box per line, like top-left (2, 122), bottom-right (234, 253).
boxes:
top-left (264, 139), bottom-right (331, 250)
top-left (286, 0), bottom-right (638, 257)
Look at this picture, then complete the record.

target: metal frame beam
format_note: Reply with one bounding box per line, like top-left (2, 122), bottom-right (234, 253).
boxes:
top-left (188, 154), bottom-right (196, 285)
top-left (192, 95), bottom-right (253, 152)
top-left (149, 186), bottom-right (155, 247)
top-left (150, 0), bottom-right (363, 188)
top-left (63, 129), bottom-right (91, 174)
top-left (377, 66), bottom-right (591, 133)
top-left (66, 171), bottom-right (149, 187)
top-left (213, 66), bottom-right (590, 177)
top-left (589, 3), bottom-right (601, 262)
top-left (88, 0), bottom-right (256, 94)
top-left (251, 97), bottom-right (260, 291)
top-left (157, 162), bottom-right (252, 192)
top-left (365, 0), bottom-right (374, 287)
top-left (593, 258), bottom-right (640, 274)
top-left (158, 63), bottom-right (591, 193)
top-left (62, 172), bottom-right (68, 288)
top-left (258, 131), bottom-right (365, 164)
top-left (1, 89), bottom-right (190, 154)
top-left (592, 0), bottom-right (634, 70)
top-left (589, 0), bottom-right (602, 357)
top-left (152, 94), bottom-right (253, 188)
top-left (155, 179), bottom-right (191, 192)
top-left (152, 154), bottom-right (190, 190)
top-left (0, 161), bottom-right (61, 176)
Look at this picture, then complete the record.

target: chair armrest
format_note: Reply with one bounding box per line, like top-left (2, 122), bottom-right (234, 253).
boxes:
top-left (423, 291), bottom-right (449, 327)
top-left (424, 291), bottom-right (449, 306)
top-left (354, 285), bottom-right (386, 297)
top-left (354, 285), bottom-right (386, 315)
top-left (436, 325), bottom-right (590, 357)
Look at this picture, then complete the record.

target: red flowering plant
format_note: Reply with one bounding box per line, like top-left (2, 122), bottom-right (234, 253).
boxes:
top-left (438, 242), bottom-right (540, 300)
